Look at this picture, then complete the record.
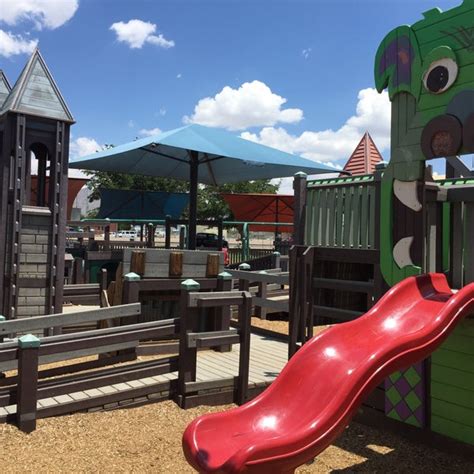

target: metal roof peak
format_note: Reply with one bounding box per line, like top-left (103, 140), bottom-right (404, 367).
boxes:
top-left (0, 48), bottom-right (74, 123)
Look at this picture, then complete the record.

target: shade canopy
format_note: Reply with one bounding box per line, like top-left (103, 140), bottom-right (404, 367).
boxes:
top-left (96, 188), bottom-right (189, 221)
top-left (222, 193), bottom-right (294, 233)
top-left (70, 124), bottom-right (337, 248)
top-left (70, 124), bottom-right (336, 185)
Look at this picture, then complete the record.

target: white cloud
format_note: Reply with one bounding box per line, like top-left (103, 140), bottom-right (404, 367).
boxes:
top-left (184, 80), bottom-right (303, 131)
top-left (176, 73), bottom-right (182, 79)
top-left (0, 0), bottom-right (78, 30)
top-left (302, 48), bottom-right (312, 59)
top-left (242, 88), bottom-right (390, 165)
top-left (70, 137), bottom-right (103, 158)
top-left (110, 19), bottom-right (174, 49)
top-left (0, 29), bottom-right (37, 57)
top-left (139, 127), bottom-right (162, 137)
top-left (68, 137), bottom-right (102, 178)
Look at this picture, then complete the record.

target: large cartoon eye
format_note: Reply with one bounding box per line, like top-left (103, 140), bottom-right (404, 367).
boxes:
top-left (423, 58), bottom-right (458, 94)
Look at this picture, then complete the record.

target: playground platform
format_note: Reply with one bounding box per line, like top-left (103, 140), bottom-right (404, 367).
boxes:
top-left (0, 332), bottom-right (287, 421)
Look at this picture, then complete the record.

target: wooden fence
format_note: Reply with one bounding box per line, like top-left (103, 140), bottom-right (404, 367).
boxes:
top-left (0, 280), bottom-right (257, 432)
top-left (229, 268), bottom-right (289, 319)
top-left (305, 174), bottom-right (379, 249)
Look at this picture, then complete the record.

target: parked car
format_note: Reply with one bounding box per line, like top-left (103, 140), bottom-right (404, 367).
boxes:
top-left (117, 230), bottom-right (137, 240)
top-left (196, 232), bottom-right (228, 249)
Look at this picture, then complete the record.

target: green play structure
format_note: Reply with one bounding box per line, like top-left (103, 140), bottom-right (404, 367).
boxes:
top-left (294, 0), bottom-right (474, 448)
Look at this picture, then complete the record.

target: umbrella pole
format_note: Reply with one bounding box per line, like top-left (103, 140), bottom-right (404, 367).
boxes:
top-left (188, 151), bottom-right (199, 250)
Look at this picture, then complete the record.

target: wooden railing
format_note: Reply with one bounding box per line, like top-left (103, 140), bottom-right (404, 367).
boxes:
top-left (305, 174), bottom-right (380, 249)
top-left (177, 285), bottom-right (252, 408)
top-left (229, 268), bottom-right (289, 319)
top-left (428, 180), bottom-right (474, 288)
top-left (0, 281), bottom-right (259, 432)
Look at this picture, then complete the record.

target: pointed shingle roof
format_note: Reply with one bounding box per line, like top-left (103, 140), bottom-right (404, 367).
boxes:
top-left (0, 70), bottom-right (11, 107)
top-left (0, 48), bottom-right (74, 122)
top-left (341, 132), bottom-right (383, 176)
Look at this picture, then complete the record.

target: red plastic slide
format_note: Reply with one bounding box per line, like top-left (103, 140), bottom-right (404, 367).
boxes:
top-left (183, 274), bottom-right (474, 473)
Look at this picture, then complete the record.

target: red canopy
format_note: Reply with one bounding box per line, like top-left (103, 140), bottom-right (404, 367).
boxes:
top-left (222, 193), bottom-right (294, 232)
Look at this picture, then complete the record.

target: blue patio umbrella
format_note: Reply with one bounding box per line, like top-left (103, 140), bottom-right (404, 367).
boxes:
top-left (70, 124), bottom-right (338, 248)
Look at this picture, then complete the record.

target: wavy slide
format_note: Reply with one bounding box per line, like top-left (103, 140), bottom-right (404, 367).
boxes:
top-left (183, 274), bottom-right (474, 473)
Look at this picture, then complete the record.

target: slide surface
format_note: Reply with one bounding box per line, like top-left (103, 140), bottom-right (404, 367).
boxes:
top-left (183, 274), bottom-right (474, 473)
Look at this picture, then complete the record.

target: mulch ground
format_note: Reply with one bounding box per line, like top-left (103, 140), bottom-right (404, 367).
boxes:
top-left (1, 400), bottom-right (473, 473)
top-left (1, 314), bottom-right (472, 473)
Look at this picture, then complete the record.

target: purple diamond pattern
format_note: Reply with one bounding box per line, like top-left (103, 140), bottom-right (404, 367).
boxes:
top-left (385, 361), bottom-right (427, 428)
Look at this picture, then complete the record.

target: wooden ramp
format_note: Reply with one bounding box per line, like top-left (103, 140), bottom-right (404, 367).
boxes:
top-left (0, 333), bottom-right (288, 420)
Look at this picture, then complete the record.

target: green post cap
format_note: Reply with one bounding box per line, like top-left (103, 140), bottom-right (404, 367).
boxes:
top-left (18, 334), bottom-right (40, 349)
top-left (0, 315), bottom-right (6, 322)
top-left (181, 279), bottom-right (200, 291)
top-left (294, 171), bottom-right (307, 178)
top-left (218, 271), bottom-right (233, 280)
top-left (124, 272), bottom-right (141, 281)
top-left (273, 251), bottom-right (281, 256)
top-left (239, 263), bottom-right (251, 271)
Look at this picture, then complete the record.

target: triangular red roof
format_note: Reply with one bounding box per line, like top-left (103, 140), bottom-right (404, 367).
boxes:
top-left (342, 132), bottom-right (383, 176)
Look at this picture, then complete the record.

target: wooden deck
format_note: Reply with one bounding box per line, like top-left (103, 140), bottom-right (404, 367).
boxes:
top-left (0, 333), bottom-right (288, 420)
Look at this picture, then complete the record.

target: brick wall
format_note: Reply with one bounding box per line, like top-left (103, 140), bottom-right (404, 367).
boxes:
top-left (17, 207), bottom-right (52, 318)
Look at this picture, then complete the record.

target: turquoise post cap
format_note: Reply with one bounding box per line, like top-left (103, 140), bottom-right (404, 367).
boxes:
top-left (0, 315), bottom-right (6, 322)
top-left (124, 272), bottom-right (141, 281)
top-left (218, 271), bottom-right (233, 280)
top-left (294, 171), bottom-right (307, 178)
top-left (273, 251), bottom-right (281, 256)
top-left (181, 279), bottom-right (200, 291)
top-left (375, 161), bottom-right (388, 170)
top-left (18, 334), bottom-right (40, 349)
top-left (239, 263), bottom-right (251, 271)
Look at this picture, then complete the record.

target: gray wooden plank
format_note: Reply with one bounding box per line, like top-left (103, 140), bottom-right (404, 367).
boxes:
top-left (360, 185), bottom-right (369, 249)
top-left (327, 188), bottom-right (336, 247)
top-left (343, 186), bottom-right (353, 247)
top-left (335, 187), bottom-right (344, 247)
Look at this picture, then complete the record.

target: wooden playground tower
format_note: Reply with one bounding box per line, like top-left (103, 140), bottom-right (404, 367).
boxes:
top-left (0, 49), bottom-right (73, 321)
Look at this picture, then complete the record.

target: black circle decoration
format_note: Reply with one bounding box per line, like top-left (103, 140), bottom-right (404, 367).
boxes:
top-left (426, 66), bottom-right (449, 93)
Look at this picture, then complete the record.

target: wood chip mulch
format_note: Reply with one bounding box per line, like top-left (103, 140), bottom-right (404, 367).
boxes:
top-left (1, 400), bottom-right (472, 473)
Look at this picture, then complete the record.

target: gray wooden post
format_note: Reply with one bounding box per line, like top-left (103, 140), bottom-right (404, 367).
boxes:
top-left (238, 263), bottom-right (250, 292)
top-left (17, 334), bottom-right (40, 433)
top-left (236, 292), bottom-right (252, 405)
top-left (146, 223), bottom-right (154, 248)
top-left (0, 315), bottom-right (5, 343)
top-left (272, 251), bottom-right (281, 270)
top-left (179, 226), bottom-right (186, 249)
top-left (177, 279), bottom-right (200, 407)
top-left (293, 172), bottom-right (307, 245)
top-left (165, 215), bottom-right (171, 249)
top-left (104, 222), bottom-right (110, 250)
top-left (215, 271), bottom-right (233, 352)
top-left (256, 270), bottom-right (268, 320)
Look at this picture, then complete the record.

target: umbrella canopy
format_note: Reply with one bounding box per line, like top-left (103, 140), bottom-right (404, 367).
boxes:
top-left (70, 124), bottom-right (337, 248)
top-left (222, 193), bottom-right (294, 233)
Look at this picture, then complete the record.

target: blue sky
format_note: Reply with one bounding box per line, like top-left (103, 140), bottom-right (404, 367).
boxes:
top-left (0, 0), bottom-right (464, 178)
